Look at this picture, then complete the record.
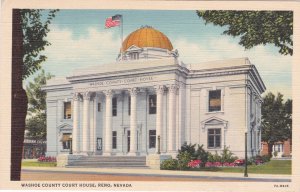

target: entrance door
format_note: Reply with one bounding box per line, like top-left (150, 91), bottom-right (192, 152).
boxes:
top-left (127, 130), bottom-right (130, 152)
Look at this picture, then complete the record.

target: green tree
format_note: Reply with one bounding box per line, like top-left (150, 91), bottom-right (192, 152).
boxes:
top-left (11, 9), bottom-right (57, 180)
top-left (261, 92), bottom-right (292, 156)
top-left (196, 11), bottom-right (293, 55)
top-left (26, 70), bottom-right (54, 115)
top-left (25, 70), bottom-right (53, 141)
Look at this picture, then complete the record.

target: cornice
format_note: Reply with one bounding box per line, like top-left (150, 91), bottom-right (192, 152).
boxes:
top-left (67, 63), bottom-right (180, 80)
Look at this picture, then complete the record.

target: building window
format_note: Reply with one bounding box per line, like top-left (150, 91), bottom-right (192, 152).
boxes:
top-left (130, 52), bottom-right (139, 60)
top-left (98, 103), bottom-right (101, 112)
top-left (274, 144), bottom-right (282, 152)
top-left (208, 90), bottom-right (221, 112)
top-left (149, 94), bottom-right (157, 114)
top-left (128, 96), bottom-right (131, 116)
top-left (112, 131), bottom-right (117, 149)
top-left (208, 129), bottom-right (221, 148)
top-left (61, 133), bottom-right (71, 149)
top-left (149, 130), bottom-right (156, 148)
top-left (64, 102), bottom-right (72, 119)
top-left (112, 97), bottom-right (117, 116)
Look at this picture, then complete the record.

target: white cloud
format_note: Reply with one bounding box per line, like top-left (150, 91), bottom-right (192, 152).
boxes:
top-left (42, 26), bottom-right (120, 77)
top-left (174, 36), bottom-right (292, 99)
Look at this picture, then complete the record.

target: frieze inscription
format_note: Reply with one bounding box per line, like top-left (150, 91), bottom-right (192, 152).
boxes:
top-left (89, 76), bottom-right (154, 87)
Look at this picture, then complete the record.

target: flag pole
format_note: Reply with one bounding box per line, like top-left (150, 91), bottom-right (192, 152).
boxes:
top-left (120, 15), bottom-right (123, 60)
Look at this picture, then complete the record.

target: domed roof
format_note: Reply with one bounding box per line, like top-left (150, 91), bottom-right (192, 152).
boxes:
top-left (121, 26), bottom-right (173, 52)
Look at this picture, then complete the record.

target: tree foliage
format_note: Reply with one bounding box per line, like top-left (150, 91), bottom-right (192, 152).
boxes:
top-left (21, 9), bottom-right (59, 79)
top-left (261, 92), bottom-right (292, 156)
top-left (26, 69), bottom-right (54, 115)
top-left (196, 11), bottom-right (293, 55)
top-left (25, 70), bottom-right (53, 141)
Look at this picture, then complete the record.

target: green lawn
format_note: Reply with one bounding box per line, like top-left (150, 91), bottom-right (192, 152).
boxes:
top-left (22, 160), bottom-right (57, 167)
top-left (193, 160), bottom-right (291, 175)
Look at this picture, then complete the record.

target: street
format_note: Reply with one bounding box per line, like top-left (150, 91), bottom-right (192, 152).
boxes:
top-left (21, 169), bottom-right (291, 182)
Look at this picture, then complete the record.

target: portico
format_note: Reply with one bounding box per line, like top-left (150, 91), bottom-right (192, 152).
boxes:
top-left (70, 81), bottom-right (182, 156)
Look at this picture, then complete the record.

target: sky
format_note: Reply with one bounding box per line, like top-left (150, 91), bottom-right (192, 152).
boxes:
top-left (28, 10), bottom-right (292, 99)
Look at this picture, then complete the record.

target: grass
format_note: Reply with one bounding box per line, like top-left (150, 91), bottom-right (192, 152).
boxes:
top-left (22, 160), bottom-right (57, 167)
top-left (192, 160), bottom-right (291, 175)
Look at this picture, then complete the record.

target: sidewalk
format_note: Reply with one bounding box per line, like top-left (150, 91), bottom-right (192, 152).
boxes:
top-left (22, 166), bottom-right (291, 182)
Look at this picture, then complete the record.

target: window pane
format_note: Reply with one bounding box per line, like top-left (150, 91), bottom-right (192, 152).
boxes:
top-left (215, 135), bottom-right (221, 147)
top-left (149, 130), bottom-right (156, 148)
top-left (112, 131), bottom-right (117, 149)
top-left (208, 129), bottom-right (214, 134)
top-left (208, 136), bottom-right (214, 147)
top-left (215, 129), bottom-right (221, 134)
top-left (112, 97), bottom-right (117, 116)
top-left (64, 102), bottom-right (72, 119)
top-left (209, 90), bottom-right (221, 112)
top-left (149, 95), bottom-right (157, 114)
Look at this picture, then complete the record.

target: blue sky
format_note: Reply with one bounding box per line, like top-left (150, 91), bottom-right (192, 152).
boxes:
top-left (29, 10), bottom-right (292, 99)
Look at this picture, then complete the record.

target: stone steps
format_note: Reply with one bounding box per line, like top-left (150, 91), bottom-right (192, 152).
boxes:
top-left (67, 156), bottom-right (148, 168)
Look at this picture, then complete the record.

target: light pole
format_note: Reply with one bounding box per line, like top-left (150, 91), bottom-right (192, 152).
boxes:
top-left (244, 132), bottom-right (248, 177)
top-left (69, 135), bottom-right (73, 155)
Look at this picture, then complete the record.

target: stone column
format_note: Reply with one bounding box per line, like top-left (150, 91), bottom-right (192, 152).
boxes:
top-left (167, 84), bottom-right (178, 154)
top-left (82, 92), bottom-right (91, 153)
top-left (72, 93), bottom-right (80, 153)
top-left (91, 94), bottom-right (99, 153)
top-left (154, 85), bottom-right (165, 154)
top-left (178, 83), bottom-right (185, 149)
top-left (103, 90), bottom-right (113, 156)
top-left (128, 88), bottom-right (139, 155)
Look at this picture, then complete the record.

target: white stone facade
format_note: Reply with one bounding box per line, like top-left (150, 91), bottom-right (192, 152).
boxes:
top-left (44, 56), bottom-right (265, 159)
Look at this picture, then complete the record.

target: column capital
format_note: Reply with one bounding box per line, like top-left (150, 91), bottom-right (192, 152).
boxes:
top-left (103, 90), bottom-right (114, 98)
top-left (167, 84), bottom-right (179, 94)
top-left (154, 85), bottom-right (166, 95)
top-left (82, 92), bottom-right (91, 100)
top-left (128, 87), bottom-right (139, 97)
top-left (73, 92), bottom-right (81, 101)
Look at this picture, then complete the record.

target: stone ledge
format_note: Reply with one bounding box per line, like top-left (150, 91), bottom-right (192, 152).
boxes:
top-left (56, 154), bottom-right (84, 167)
top-left (146, 154), bottom-right (172, 169)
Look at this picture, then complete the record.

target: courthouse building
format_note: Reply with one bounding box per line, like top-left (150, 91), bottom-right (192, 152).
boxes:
top-left (43, 26), bottom-right (266, 161)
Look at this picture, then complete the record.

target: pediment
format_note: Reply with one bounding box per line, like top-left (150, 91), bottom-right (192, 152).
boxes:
top-left (201, 116), bottom-right (228, 129)
top-left (126, 45), bottom-right (142, 52)
top-left (58, 123), bottom-right (72, 131)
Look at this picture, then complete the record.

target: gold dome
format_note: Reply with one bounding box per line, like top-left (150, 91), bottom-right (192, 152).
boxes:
top-left (121, 27), bottom-right (173, 52)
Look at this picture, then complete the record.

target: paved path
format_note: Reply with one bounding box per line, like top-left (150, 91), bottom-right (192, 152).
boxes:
top-left (21, 167), bottom-right (291, 182)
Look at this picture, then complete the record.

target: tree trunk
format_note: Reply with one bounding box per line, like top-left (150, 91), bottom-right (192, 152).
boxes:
top-left (11, 9), bottom-right (28, 181)
top-left (267, 143), bottom-right (273, 157)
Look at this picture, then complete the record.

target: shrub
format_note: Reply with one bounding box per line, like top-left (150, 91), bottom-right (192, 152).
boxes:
top-left (188, 159), bottom-right (201, 168)
top-left (208, 152), bottom-right (222, 163)
top-left (178, 142), bottom-right (196, 159)
top-left (233, 159), bottom-right (245, 166)
top-left (160, 159), bottom-right (178, 170)
top-left (38, 156), bottom-right (57, 162)
top-left (194, 144), bottom-right (209, 166)
top-left (261, 155), bottom-right (272, 162)
top-left (220, 147), bottom-right (238, 163)
top-left (177, 151), bottom-right (192, 170)
top-left (223, 162), bottom-right (236, 167)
